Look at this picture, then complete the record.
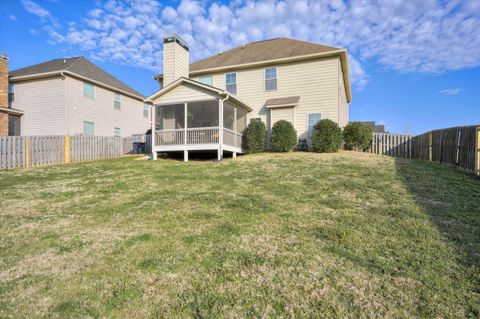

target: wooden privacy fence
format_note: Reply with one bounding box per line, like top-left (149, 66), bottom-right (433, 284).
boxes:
top-left (367, 125), bottom-right (480, 175)
top-left (0, 134), bottom-right (148, 170)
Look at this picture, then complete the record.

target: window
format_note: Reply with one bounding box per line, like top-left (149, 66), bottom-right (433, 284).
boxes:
top-left (83, 121), bottom-right (95, 135)
top-left (83, 82), bottom-right (95, 99)
top-left (225, 73), bottom-right (237, 94)
top-left (265, 67), bottom-right (277, 91)
top-left (114, 127), bottom-right (121, 137)
top-left (307, 113), bottom-right (321, 137)
top-left (8, 83), bottom-right (14, 106)
top-left (198, 75), bottom-right (213, 86)
top-left (143, 104), bottom-right (149, 118)
top-left (114, 93), bottom-right (121, 110)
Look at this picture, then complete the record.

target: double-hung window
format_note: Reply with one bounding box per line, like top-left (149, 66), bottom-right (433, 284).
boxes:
top-left (83, 82), bottom-right (95, 99)
top-left (198, 75), bottom-right (213, 86)
top-left (307, 113), bottom-right (321, 137)
top-left (114, 93), bottom-right (121, 110)
top-left (265, 67), bottom-right (277, 91)
top-left (83, 121), bottom-right (95, 135)
top-left (143, 104), bottom-right (149, 118)
top-left (225, 73), bottom-right (237, 94)
top-left (114, 127), bottom-right (121, 137)
top-left (8, 83), bottom-right (14, 106)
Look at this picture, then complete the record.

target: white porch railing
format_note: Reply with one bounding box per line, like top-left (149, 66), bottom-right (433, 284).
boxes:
top-left (155, 129), bottom-right (185, 145)
top-left (223, 128), bottom-right (243, 148)
top-left (187, 127), bottom-right (219, 144)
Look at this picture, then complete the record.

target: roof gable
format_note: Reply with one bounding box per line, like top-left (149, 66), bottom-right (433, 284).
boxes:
top-left (9, 57), bottom-right (144, 98)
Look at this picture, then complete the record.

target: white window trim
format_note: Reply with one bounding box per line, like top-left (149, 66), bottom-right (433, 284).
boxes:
top-left (114, 92), bottom-right (121, 110)
top-left (83, 82), bottom-right (95, 100)
top-left (114, 127), bottom-right (121, 137)
top-left (143, 104), bottom-right (150, 119)
top-left (264, 67), bottom-right (278, 92)
top-left (307, 113), bottom-right (321, 138)
top-left (225, 72), bottom-right (237, 94)
top-left (83, 121), bottom-right (95, 135)
top-left (198, 75), bottom-right (213, 86)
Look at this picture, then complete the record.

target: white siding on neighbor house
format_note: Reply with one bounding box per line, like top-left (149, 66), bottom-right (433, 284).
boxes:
top-left (338, 60), bottom-right (349, 127)
top-left (153, 83), bottom-right (218, 105)
top-left (194, 56), bottom-right (342, 139)
top-left (64, 76), bottom-right (150, 137)
top-left (10, 76), bottom-right (66, 135)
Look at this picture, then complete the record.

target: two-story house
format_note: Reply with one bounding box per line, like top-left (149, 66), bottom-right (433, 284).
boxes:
top-left (145, 34), bottom-right (351, 161)
top-left (4, 55), bottom-right (150, 137)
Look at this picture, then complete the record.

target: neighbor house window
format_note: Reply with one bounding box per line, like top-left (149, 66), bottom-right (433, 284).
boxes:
top-left (198, 75), bottom-right (213, 86)
top-left (8, 83), bottom-right (14, 107)
top-left (265, 67), bottom-right (277, 91)
top-left (83, 82), bottom-right (95, 99)
top-left (307, 113), bottom-right (321, 137)
top-left (114, 93), bottom-right (121, 110)
top-left (114, 127), bottom-right (121, 137)
top-left (225, 73), bottom-right (237, 94)
top-left (143, 104), bottom-right (149, 118)
top-left (83, 121), bottom-right (95, 135)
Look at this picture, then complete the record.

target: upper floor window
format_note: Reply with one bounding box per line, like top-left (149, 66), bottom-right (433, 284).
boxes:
top-left (143, 104), bottom-right (149, 119)
top-left (198, 75), bottom-right (213, 86)
top-left (114, 127), bottom-right (121, 137)
top-left (83, 121), bottom-right (95, 135)
top-left (8, 83), bottom-right (14, 106)
top-left (225, 73), bottom-right (237, 94)
top-left (307, 113), bottom-right (321, 137)
top-left (265, 67), bottom-right (277, 91)
top-left (114, 93), bottom-right (121, 110)
top-left (83, 82), bottom-right (95, 99)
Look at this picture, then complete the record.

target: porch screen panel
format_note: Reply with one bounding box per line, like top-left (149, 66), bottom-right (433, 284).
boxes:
top-left (156, 104), bottom-right (185, 130)
top-left (236, 109), bottom-right (247, 133)
top-left (223, 102), bottom-right (235, 130)
top-left (187, 100), bottom-right (219, 128)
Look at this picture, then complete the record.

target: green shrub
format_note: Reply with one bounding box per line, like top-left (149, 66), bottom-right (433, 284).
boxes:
top-left (343, 122), bottom-right (373, 151)
top-left (311, 119), bottom-right (343, 153)
top-left (271, 120), bottom-right (297, 152)
top-left (245, 119), bottom-right (266, 154)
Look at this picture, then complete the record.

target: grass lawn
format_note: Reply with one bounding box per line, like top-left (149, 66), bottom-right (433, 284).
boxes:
top-left (0, 152), bottom-right (479, 318)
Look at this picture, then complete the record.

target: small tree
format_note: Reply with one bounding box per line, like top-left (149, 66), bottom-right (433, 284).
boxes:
top-left (343, 122), bottom-right (373, 151)
top-left (271, 120), bottom-right (297, 152)
top-left (311, 119), bottom-right (342, 153)
top-left (245, 119), bottom-right (266, 154)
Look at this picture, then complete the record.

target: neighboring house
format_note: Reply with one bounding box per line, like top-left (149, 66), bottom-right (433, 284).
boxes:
top-left (361, 121), bottom-right (388, 133)
top-left (145, 34), bottom-right (351, 161)
top-left (4, 56), bottom-right (150, 137)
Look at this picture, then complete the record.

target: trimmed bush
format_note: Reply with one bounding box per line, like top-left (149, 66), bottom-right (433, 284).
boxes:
top-left (343, 122), bottom-right (373, 151)
top-left (311, 119), bottom-right (342, 153)
top-left (271, 120), bottom-right (297, 152)
top-left (245, 119), bottom-right (266, 154)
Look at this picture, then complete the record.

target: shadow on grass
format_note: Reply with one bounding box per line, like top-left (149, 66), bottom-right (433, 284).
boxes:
top-left (394, 157), bottom-right (480, 295)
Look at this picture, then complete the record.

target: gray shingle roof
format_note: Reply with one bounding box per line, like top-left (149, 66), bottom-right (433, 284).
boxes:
top-left (265, 96), bottom-right (300, 107)
top-left (9, 57), bottom-right (144, 98)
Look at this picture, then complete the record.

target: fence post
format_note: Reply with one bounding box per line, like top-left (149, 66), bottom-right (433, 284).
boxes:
top-left (64, 135), bottom-right (70, 164)
top-left (24, 137), bottom-right (30, 168)
top-left (430, 132), bottom-right (433, 161)
top-left (476, 126), bottom-right (480, 176)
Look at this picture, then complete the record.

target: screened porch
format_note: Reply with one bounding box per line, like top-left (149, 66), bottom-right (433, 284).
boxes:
top-left (152, 99), bottom-right (247, 160)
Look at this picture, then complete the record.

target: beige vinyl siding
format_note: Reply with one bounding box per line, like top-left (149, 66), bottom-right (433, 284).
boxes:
top-left (163, 42), bottom-right (189, 86)
top-left (205, 56), bottom-right (340, 139)
top-left (338, 60), bottom-right (349, 127)
top-left (153, 83), bottom-right (218, 105)
top-left (270, 107), bottom-right (294, 126)
top-left (65, 76), bottom-right (149, 136)
top-left (9, 76), bottom-right (66, 135)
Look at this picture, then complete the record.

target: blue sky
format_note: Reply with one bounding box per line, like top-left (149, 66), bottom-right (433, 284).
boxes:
top-left (1, 0), bottom-right (479, 135)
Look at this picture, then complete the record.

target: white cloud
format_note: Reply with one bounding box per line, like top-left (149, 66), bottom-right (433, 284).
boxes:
top-left (22, 0), bottom-right (480, 91)
top-left (9, 14), bottom-right (17, 21)
top-left (438, 88), bottom-right (461, 95)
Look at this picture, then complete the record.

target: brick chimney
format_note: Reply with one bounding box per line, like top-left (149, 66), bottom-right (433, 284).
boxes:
top-left (0, 52), bottom-right (9, 135)
top-left (163, 34), bottom-right (189, 87)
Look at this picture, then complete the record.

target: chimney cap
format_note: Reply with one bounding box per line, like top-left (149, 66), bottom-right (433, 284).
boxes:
top-left (0, 51), bottom-right (8, 62)
top-left (163, 33), bottom-right (189, 51)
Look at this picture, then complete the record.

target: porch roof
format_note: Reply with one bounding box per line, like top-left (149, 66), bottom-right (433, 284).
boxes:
top-left (145, 77), bottom-right (253, 112)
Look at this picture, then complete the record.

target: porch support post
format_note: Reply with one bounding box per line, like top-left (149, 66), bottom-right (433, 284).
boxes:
top-left (234, 107), bottom-right (238, 147)
top-left (233, 152), bottom-right (237, 158)
top-left (218, 98), bottom-right (224, 161)
top-left (184, 102), bottom-right (187, 146)
top-left (151, 104), bottom-right (157, 160)
top-left (184, 150), bottom-right (188, 162)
